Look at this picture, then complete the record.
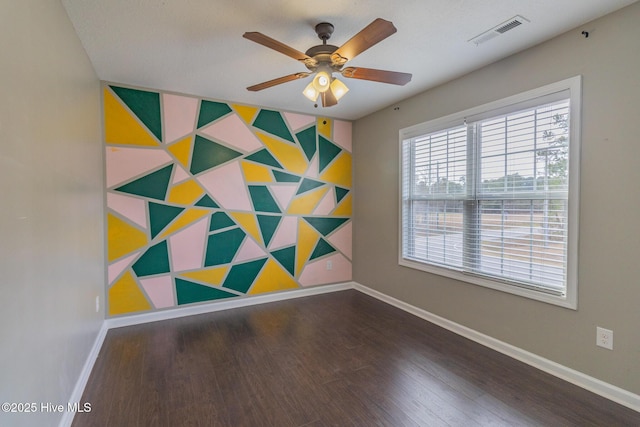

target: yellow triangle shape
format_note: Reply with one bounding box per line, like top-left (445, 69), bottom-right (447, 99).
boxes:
top-left (181, 267), bottom-right (228, 286)
top-left (287, 186), bottom-right (330, 215)
top-left (241, 160), bottom-right (273, 183)
top-left (167, 179), bottom-right (205, 205)
top-left (296, 218), bottom-right (320, 276)
top-left (159, 207), bottom-right (210, 239)
top-left (257, 132), bottom-right (308, 174)
top-left (319, 151), bottom-right (352, 188)
top-left (232, 104), bottom-right (259, 124)
top-left (249, 259), bottom-right (299, 295)
top-left (317, 117), bottom-right (333, 139)
top-left (230, 212), bottom-right (263, 245)
top-left (107, 213), bottom-right (148, 262)
top-left (108, 271), bottom-right (152, 316)
top-left (332, 193), bottom-right (352, 216)
top-left (167, 135), bottom-right (193, 168)
top-left (104, 88), bottom-right (159, 147)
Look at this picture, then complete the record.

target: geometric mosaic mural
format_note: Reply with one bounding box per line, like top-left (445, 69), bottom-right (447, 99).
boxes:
top-left (104, 84), bottom-right (352, 316)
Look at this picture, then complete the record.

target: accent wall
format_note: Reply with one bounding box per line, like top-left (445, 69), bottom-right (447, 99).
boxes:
top-left (104, 84), bottom-right (352, 316)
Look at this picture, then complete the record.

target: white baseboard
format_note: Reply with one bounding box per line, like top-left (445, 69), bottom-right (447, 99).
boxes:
top-left (59, 322), bottom-right (109, 427)
top-left (64, 280), bottom-right (639, 425)
top-left (352, 282), bottom-right (640, 413)
top-left (106, 282), bottom-right (354, 329)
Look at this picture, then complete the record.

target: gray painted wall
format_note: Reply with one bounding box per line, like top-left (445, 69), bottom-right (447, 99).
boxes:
top-left (0, 1), bottom-right (104, 426)
top-left (353, 2), bottom-right (640, 395)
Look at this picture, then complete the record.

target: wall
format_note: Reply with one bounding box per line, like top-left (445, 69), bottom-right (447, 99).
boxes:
top-left (105, 84), bottom-right (352, 316)
top-left (0, 1), bottom-right (104, 426)
top-left (353, 2), bottom-right (640, 395)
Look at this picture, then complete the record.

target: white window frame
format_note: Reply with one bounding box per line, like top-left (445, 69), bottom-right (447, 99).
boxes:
top-left (399, 76), bottom-right (581, 309)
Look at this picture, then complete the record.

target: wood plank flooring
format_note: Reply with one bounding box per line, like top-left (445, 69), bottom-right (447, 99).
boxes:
top-left (73, 290), bottom-right (640, 426)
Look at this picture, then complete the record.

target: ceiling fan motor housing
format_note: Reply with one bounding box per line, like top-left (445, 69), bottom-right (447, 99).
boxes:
top-left (303, 22), bottom-right (344, 72)
top-left (315, 22), bottom-right (334, 42)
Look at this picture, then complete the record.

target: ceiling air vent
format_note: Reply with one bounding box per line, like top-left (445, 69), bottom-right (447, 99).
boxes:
top-left (469, 15), bottom-right (529, 46)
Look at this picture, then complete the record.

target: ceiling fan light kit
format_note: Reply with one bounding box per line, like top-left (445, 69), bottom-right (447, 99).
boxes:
top-left (243, 18), bottom-right (411, 107)
top-left (302, 82), bottom-right (319, 102)
top-left (303, 75), bottom-right (349, 104)
top-left (330, 78), bottom-right (349, 99)
top-left (312, 69), bottom-right (332, 92)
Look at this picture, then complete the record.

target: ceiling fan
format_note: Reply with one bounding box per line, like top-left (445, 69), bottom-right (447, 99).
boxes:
top-left (243, 18), bottom-right (412, 107)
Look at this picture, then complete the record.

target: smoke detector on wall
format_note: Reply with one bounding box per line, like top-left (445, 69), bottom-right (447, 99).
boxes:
top-left (469, 15), bottom-right (530, 46)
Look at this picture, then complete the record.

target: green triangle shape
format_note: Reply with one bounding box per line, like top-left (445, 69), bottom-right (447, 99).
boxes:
top-left (149, 202), bottom-right (185, 238)
top-left (223, 258), bottom-right (268, 293)
top-left (296, 178), bottom-right (325, 195)
top-left (204, 227), bottom-right (246, 266)
top-left (114, 164), bottom-right (173, 201)
top-left (309, 238), bottom-right (336, 261)
top-left (257, 214), bottom-right (281, 247)
top-left (319, 136), bottom-right (342, 173)
top-left (303, 217), bottom-right (349, 237)
top-left (253, 109), bottom-right (294, 142)
top-left (132, 240), bottom-right (170, 277)
top-left (195, 194), bottom-right (219, 208)
top-left (335, 187), bottom-right (349, 204)
top-left (110, 86), bottom-right (162, 142)
top-left (190, 135), bottom-right (243, 175)
top-left (249, 186), bottom-right (281, 213)
top-left (273, 170), bottom-right (301, 183)
top-left (175, 278), bottom-right (236, 305)
top-left (296, 126), bottom-right (317, 161)
top-left (197, 100), bottom-right (232, 128)
top-left (245, 149), bottom-right (283, 169)
top-left (271, 246), bottom-right (295, 276)
top-left (209, 212), bottom-right (236, 232)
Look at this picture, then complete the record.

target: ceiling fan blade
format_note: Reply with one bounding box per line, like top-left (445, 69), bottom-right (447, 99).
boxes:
top-left (243, 32), bottom-right (311, 62)
top-left (331, 18), bottom-right (397, 64)
top-left (247, 72), bottom-right (311, 91)
top-left (341, 67), bottom-right (412, 85)
top-left (321, 90), bottom-right (338, 107)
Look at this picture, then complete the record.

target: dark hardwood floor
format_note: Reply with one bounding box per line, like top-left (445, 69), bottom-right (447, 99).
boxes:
top-left (73, 290), bottom-right (640, 426)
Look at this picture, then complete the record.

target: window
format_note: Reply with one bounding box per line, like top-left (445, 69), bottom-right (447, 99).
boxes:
top-left (400, 77), bottom-right (580, 308)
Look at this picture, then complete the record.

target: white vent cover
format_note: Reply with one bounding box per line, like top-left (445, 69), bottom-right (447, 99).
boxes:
top-left (469, 15), bottom-right (530, 46)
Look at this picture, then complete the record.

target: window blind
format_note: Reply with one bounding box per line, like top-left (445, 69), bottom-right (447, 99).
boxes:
top-left (401, 97), bottom-right (571, 295)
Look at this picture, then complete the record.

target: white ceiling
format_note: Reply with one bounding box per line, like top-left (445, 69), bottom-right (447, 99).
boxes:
top-left (62, 0), bottom-right (636, 121)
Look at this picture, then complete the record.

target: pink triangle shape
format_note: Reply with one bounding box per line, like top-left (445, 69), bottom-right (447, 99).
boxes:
top-left (314, 190), bottom-right (335, 215)
top-left (235, 237), bottom-right (267, 262)
top-left (171, 165), bottom-right (190, 184)
top-left (299, 253), bottom-right (352, 286)
top-left (333, 120), bottom-right (352, 152)
top-left (107, 192), bottom-right (147, 229)
top-left (268, 216), bottom-right (298, 250)
top-left (169, 217), bottom-right (209, 272)
top-left (327, 221), bottom-right (352, 260)
top-left (200, 114), bottom-right (262, 153)
top-left (270, 184), bottom-right (298, 211)
top-left (140, 275), bottom-right (175, 309)
top-left (108, 252), bottom-right (140, 285)
top-left (306, 154), bottom-right (319, 178)
top-left (284, 112), bottom-right (316, 132)
top-left (162, 93), bottom-right (198, 143)
top-left (105, 146), bottom-right (172, 188)
top-left (197, 161), bottom-right (252, 211)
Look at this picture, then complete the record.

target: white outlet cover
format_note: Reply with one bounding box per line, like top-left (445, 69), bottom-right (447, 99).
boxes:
top-left (596, 326), bottom-right (613, 350)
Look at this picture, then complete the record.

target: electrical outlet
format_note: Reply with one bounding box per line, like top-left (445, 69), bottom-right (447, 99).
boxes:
top-left (326, 260), bottom-right (333, 270)
top-left (596, 327), bottom-right (613, 350)
top-left (96, 296), bottom-right (100, 313)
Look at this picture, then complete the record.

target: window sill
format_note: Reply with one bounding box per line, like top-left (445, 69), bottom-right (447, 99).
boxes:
top-left (398, 257), bottom-right (577, 310)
